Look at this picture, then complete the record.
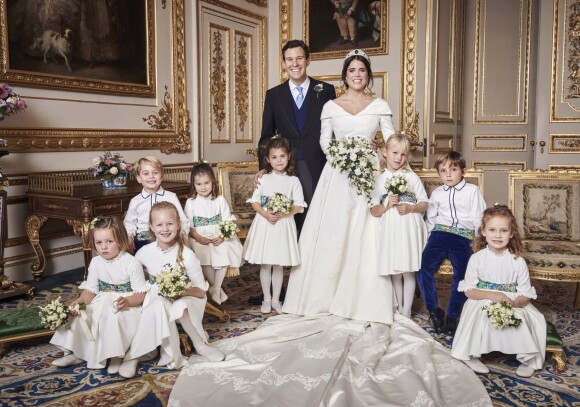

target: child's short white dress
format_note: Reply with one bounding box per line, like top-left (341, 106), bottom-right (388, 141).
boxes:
top-left (128, 242), bottom-right (209, 366)
top-left (451, 247), bottom-right (546, 369)
top-left (372, 169), bottom-right (428, 275)
top-left (243, 172), bottom-right (306, 266)
top-left (184, 195), bottom-right (244, 275)
top-left (50, 252), bottom-right (150, 369)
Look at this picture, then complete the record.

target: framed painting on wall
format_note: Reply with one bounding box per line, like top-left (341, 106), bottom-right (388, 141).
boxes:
top-left (1, 0), bottom-right (154, 97)
top-left (304, 0), bottom-right (388, 60)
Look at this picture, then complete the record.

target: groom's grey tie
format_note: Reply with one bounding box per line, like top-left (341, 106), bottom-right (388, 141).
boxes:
top-left (296, 86), bottom-right (304, 109)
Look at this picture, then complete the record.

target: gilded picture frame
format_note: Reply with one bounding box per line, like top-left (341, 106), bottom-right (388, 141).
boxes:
top-left (1, 0), bottom-right (154, 97)
top-left (304, 0), bottom-right (388, 60)
top-left (0, 0), bottom-right (190, 153)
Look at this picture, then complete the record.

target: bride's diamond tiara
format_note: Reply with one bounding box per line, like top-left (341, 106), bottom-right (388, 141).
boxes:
top-left (345, 49), bottom-right (370, 62)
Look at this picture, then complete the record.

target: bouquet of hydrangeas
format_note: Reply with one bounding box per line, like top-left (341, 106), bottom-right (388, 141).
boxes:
top-left (266, 192), bottom-right (293, 214)
top-left (88, 151), bottom-right (134, 180)
top-left (156, 263), bottom-right (190, 298)
top-left (385, 174), bottom-right (408, 196)
top-left (219, 220), bottom-right (240, 240)
top-left (0, 83), bottom-right (27, 121)
top-left (481, 301), bottom-right (522, 329)
top-left (327, 137), bottom-right (376, 203)
top-left (38, 297), bottom-right (86, 330)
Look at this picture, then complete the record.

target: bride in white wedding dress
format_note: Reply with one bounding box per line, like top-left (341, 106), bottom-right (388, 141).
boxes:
top-left (169, 50), bottom-right (491, 406)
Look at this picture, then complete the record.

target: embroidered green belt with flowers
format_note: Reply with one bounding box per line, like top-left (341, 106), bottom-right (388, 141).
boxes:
top-left (433, 224), bottom-right (475, 240)
top-left (476, 280), bottom-right (518, 293)
top-left (98, 280), bottom-right (133, 293)
top-left (148, 274), bottom-right (157, 284)
top-left (192, 214), bottom-right (222, 227)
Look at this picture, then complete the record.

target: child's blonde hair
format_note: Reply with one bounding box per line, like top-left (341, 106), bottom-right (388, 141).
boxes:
top-left (149, 201), bottom-right (188, 267)
top-left (190, 161), bottom-right (219, 199)
top-left (134, 156), bottom-right (164, 176)
top-left (472, 204), bottom-right (523, 256)
top-left (89, 216), bottom-right (130, 253)
top-left (379, 132), bottom-right (412, 171)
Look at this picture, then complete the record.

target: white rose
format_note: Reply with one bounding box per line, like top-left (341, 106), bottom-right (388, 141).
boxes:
top-left (110, 167), bottom-right (119, 175)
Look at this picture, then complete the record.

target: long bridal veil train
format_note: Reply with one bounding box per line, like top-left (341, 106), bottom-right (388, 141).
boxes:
top-left (169, 100), bottom-right (491, 406)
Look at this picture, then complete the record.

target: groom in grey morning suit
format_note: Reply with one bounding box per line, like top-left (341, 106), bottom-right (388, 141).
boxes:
top-left (259, 39), bottom-right (336, 232)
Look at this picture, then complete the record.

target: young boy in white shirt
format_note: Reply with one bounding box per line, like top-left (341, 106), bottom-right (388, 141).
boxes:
top-left (124, 156), bottom-right (189, 253)
top-left (417, 151), bottom-right (486, 336)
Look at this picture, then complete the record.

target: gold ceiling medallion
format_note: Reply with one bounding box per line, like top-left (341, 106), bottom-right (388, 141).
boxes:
top-left (143, 86), bottom-right (174, 129)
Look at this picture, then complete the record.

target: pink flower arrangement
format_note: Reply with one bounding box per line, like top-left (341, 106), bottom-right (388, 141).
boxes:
top-left (0, 83), bottom-right (27, 120)
top-left (88, 151), bottom-right (134, 180)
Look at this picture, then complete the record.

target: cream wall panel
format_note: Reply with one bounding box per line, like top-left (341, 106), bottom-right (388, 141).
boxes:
top-left (434, 0), bottom-right (456, 123)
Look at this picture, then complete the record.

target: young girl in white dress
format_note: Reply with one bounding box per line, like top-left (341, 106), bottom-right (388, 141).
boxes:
top-left (370, 132), bottom-right (428, 318)
top-left (185, 162), bottom-right (244, 305)
top-left (451, 205), bottom-right (546, 378)
top-left (243, 135), bottom-right (306, 314)
top-left (130, 201), bottom-right (225, 367)
top-left (50, 216), bottom-right (149, 378)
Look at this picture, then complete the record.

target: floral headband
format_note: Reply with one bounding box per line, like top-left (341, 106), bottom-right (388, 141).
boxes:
top-left (345, 49), bottom-right (370, 62)
top-left (90, 215), bottom-right (105, 229)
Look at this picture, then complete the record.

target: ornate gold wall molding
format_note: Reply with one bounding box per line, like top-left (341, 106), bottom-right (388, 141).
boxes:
top-left (472, 135), bottom-right (528, 152)
top-left (473, 0), bottom-right (531, 124)
top-left (279, 0), bottom-right (292, 83)
top-left (245, 0), bottom-right (268, 6)
top-left (210, 24), bottom-right (230, 143)
top-left (433, 0), bottom-right (458, 123)
top-left (432, 134), bottom-right (454, 154)
top-left (550, 164), bottom-right (580, 170)
top-left (472, 161), bottom-right (527, 172)
top-left (401, 0), bottom-right (419, 144)
top-left (4, 244), bottom-right (82, 268)
top-left (235, 31), bottom-right (253, 143)
top-left (550, 134), bottom-right (580, 153)
top-left (552, 0), bottom-right (580, 121)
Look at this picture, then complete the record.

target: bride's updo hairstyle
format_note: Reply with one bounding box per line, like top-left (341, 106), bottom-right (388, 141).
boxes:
top-left (261, 135), bottom-right (296, 176)
top-left (341, 49), bottom-right (373, 89)
top-left (379, 132), bottom-right (412, 172)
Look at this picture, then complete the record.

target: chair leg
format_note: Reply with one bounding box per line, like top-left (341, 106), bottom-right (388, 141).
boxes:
top-left (574, 282), bottom-right (580, 308)
top-left (179, 333), bottom-right (192, 356)
top-left (204, 303), bottom-right (230, 322)
top-left (551, 349), bottom-right (567, 373)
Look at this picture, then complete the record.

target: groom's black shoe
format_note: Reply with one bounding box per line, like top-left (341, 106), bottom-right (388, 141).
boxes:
top-left (442, 317), bottom-right (458, 336)
top-left (428, 308), bottom-right (446, 334)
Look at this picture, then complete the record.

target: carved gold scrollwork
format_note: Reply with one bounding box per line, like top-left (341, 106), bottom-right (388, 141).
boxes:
top-left (212, 31), bottom-right (227, 134)
top-left (567, 0), bottom-right (580, 98)
top-left (236, 36), bottom-right (249, 135)
top-left (143, 86), bottom-right (174, 130)
top-left (245, 0), bottom-right (267, 6)
top-left (279, 0), bottom-right (292, 82)
top-left (401, 0), bottom-right (418, 134)
top-left (25, 215), bottom-right (47, 278)
top-left (404, 112), bottom-right (420, 148)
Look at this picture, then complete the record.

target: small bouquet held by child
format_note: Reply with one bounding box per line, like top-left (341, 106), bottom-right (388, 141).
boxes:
top-left (39, 297), bottom-right (86, 330)
top-left (266, 192), bottom-right (293, 214)
top-left (219, 220), bottom-right (240, 240)
top-left (482, 301), bottom-right (522, 329)
top-left (327, 137), bottom-right (376, 203)
top-left (385, 174), bottom-right (408, 196)
top-left (156, 263), bottom-right (190, 298)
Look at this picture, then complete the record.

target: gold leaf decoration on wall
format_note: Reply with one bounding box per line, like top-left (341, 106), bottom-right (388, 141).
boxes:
top-left (567, 0), bottom-right (580, 98)
top-left (212, 30), bottom-right (227, 133)
top-left (142, 85), bottom-right (173, 129)
top-left (236, 35), bottom-right (249, 135)
top-left (245, 0), bottom-right (267, 6)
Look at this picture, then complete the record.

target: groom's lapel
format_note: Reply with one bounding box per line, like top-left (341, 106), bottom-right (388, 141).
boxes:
top-left (302, 78), bottom-right (322, 138)
top-left (277, 82), bottom-right (301, 137)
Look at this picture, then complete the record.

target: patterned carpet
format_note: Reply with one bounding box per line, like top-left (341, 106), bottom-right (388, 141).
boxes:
top-left (0, 265), bottom-right (578, 406)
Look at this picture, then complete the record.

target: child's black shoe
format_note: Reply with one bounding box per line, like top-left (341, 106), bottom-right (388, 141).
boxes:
top-left (443, 317), bottom-right (458, 336)
top-left (428, 308), bottom-right (445, 333)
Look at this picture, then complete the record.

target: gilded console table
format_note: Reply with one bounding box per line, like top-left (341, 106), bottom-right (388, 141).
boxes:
top-left (25, 171), bottom-right (229, 322)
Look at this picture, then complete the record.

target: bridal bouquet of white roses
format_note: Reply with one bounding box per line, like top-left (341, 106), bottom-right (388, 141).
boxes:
top-left (219, 220), bottom-right (240, 240)
top-left (327, 137), bottom-right (376, 203)
top-left (385, 174), bottom-right (408, 196)
top-left (38, 297), bottom-right (86, 330)
top-left (266, 193), bottom-right (293, 214)
top-left (156, 264), bottom-right (190, 298)
top-left (481, 301), bottom-right (522, 329)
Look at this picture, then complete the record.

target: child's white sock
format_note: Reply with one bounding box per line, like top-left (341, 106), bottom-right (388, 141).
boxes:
top-left (402, 272), bottom-right (416, 317)
top-left (201, 265), bottom-right (215, 286)
top-left (260, 264), bottom-right (273, 301)
top-left (392, 274), bottom-right (404, 313)
top-left (271, 265), bottom-right (284, 303)
top-left (179, 310), bottom-right (206, 351)
top-left (213, 266), bottom-right (227, 293)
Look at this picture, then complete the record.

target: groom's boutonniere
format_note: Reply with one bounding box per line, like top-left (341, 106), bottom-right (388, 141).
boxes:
top-left (314, 83), bottom-right (323, 98)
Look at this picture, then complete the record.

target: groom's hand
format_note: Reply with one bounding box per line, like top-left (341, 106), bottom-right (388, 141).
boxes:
top-left (253, 170), bottom-right (266, 189)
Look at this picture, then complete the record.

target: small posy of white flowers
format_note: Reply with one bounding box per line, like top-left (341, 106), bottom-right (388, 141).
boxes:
top-left (327, 137), bottom-right (376, 204)
top-left (266, 193), bottom-right (293, 214)
top-left (481, 301), bottom-right (522, 329)
top-left (219, 220), bottom-right (240, 240)
top-left (202, 225), bottom-right (221, 240)
top-left (314, 83), bottom-right (324, 98)
top-left (156, 263), bottom-right (190, 298)
top-left (38, 297), bottom-right (86, 330)
top-left (385, 174), bottom-right (408, 196)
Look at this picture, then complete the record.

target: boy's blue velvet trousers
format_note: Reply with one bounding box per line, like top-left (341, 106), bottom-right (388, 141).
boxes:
top-left (417, 231), bottom-right (473, 319)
